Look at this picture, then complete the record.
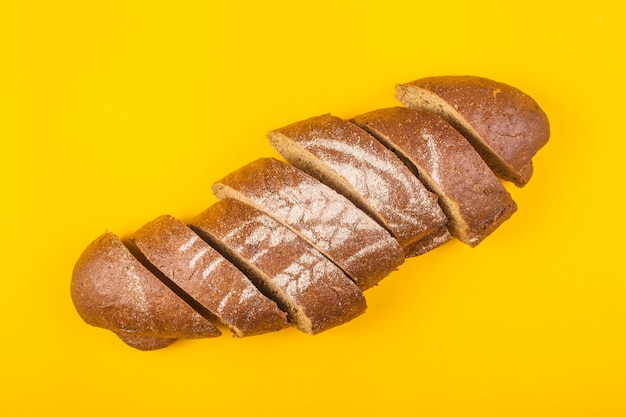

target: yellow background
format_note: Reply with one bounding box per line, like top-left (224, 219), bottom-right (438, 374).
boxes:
top-left (1, 1), bottom-right (625, 416)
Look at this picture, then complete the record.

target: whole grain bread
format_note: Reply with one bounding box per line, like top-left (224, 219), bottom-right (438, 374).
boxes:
top-left (396, 75), bottom-right (550, 187)
top-left (353, 107), bottom-right (517, 246)
top-left (129, 215), bottom-right (289, 337)
top-left (71, 75), bottom-right (550, 350)
top-left (190, 198), bottom-right (367, 334)
top-left (268, 113), bottom-right (449, 257)
top-left (71, 231), bottom-right (221, 350)
top-left (212, 157), bottom-right (405, 290)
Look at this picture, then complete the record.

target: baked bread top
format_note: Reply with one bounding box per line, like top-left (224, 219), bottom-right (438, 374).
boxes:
top-left (71, 231), bottom-right (221, 350)
top-left (70, 75), bottom-right (550, 350)
top-left (129, 215), bottom-right (289, 337)
top-left (396, 75), bottom-right (550, 187)
top-left (268, 113), bottom-right (448, 257)
top-left (353, 107), bottom-right (517, 246)
top-left (190, 198), bottom-right (367, 334)
top-left (212, 157), bottom-right (404, 290)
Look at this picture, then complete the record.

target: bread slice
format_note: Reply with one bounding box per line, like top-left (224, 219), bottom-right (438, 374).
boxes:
top-left (395, 76), bottom-right (550, 187)
top-left (129, 215), bottom-right (289, 337)
top-left (268, 113), bottom-right (450, 257)
top-left (353, 107), bottom-right (517, 246)
top-left (212, 158), bottom-right (404, 290)
top-left (405, 225), bottom-right (453, 255)
top-left (70, 231), bottom-right (221, 350)
top-left (190, 198), bottom-right (367, 334)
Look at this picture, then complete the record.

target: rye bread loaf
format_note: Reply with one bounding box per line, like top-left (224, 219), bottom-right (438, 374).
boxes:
top-left (212, 157), bottom-right (405, 290)
top-left (395, 75), bottom-right (550, 187)
top-left (353, 107), bottom-right (517, 246)
top-left (190, 198), bottom-right (367, 334)
top-left (71, 231), bottom-right (221, 350)
top-left (268, 113), bottom-right (450, 257)
top-left (129, 215), bottom-right (289, 337)
top-left (71, 75), bottom-right (551, 351)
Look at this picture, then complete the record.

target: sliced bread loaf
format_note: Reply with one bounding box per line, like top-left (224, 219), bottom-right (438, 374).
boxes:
top-left (212, 157), bottom-right (404, 290)
top-left (190, 198), bottom-right (367, 334)
top-left (353, 107), bottom-right (517, 246)
top-left (129, 215), bottom-right (289, 337)
top-left (396, 76), bottom-right (550, 187)
top-left (268, 113), bottom-right (449, 257)
top-left (71, 231), bottom-right (221, 350)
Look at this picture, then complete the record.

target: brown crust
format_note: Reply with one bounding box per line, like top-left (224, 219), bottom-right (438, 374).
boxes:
top-left (396, 76), bottom-right (550, 186)
top-left (212, 158), bottom-right (404, 290)
top-left (70, 232), bottom-right (221, 349)
top-left (190, 199), bottom-right (367, 334)
top-left (117, 334), bottom-right (177, 351)
top-left (403, 225), bottom-right (452, 256)
top-left (71, 75), bottom-right (550, 350)
top-left (353, 107), bottom-right (517, 246)
top-left (129, 215), bottom-right (289, 337)
top-left (268, 113), bottom-right (448, 256)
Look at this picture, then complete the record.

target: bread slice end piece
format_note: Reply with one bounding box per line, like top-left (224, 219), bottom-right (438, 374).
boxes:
top-left (71, 231), bottom-right (222, 350)
top-left (396, 83), bottom-right (531, 187)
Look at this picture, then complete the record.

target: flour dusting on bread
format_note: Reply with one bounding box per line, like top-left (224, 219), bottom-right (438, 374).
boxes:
top-left (71, 75), bottom-right (550, 349)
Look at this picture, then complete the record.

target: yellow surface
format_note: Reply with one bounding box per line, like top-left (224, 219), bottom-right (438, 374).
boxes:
top-left (1, 1), bottom-right (625, 416)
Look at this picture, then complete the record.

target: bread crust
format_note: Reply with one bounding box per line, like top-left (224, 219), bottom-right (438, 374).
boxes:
top-left (268, 113), bottom-right (448, 256)
top-left (129, 215), bottom-right (289, 337)
top-left (70, 232), bottom-right (221, 350)
top-left (70, 75), bottom-right (550, 350)
top-left (396, 76), bottom-right (550, 186)
top-left (353, 107), bottom-right (517, 246)
top-left (191, 199), bottom-right (367, 334)
top-left (212, 158), bottom-right (404, 290)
